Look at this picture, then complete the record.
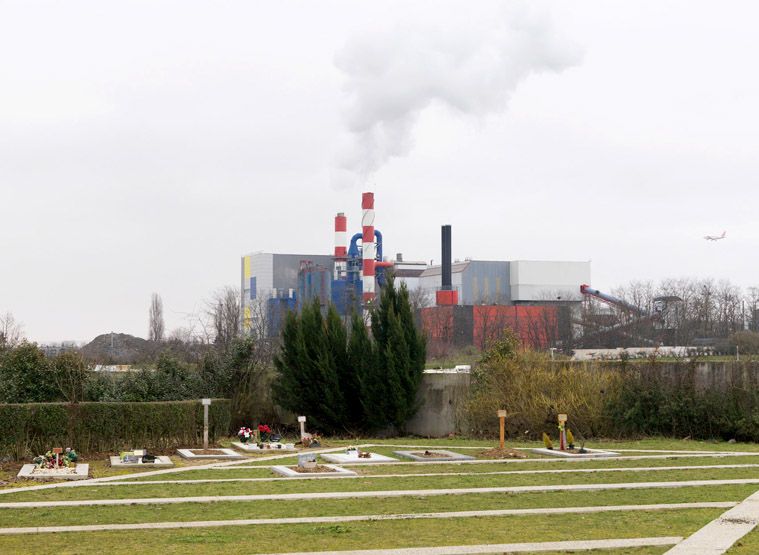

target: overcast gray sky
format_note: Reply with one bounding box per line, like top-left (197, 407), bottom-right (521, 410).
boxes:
top-left (1, 0), bottom-right (757, 342)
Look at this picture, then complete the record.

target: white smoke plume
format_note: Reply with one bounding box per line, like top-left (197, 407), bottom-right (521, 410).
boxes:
top-left (332, 3), bottom-right (582, 188)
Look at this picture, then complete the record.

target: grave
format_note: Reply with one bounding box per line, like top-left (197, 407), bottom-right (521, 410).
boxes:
top-left (110, 450), bottom-right (174, 467)
top-left (271, 452), bottom-right (356, 477)
top-left (19, 447), bottom-right (89, 480)
top-left (231, 441), bottom-right (297, 452)
top-left (394, 449), bottom-right (474, 462)
top-left (321, 448), bottom-right (398, 464)
top-left (530, 447), bottom-right (620, 458)
top-left (17, 463), bottom-right (90, 480)
top-left (271, 464), bottom-right (357, 478)
top-left (531, 413), bottom-right (619, 458)
top-left (176, 448), bottom-right (246, 460)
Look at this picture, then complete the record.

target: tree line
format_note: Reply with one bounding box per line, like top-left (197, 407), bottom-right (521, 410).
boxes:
top-left (273, 278), bottom-right (426, 434)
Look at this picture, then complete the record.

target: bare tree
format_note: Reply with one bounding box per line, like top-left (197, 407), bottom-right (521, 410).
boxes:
top-left (51, 351), bottom-right (89, 403)
top-left (148, 293), bottom-right (165, 342)
top-left (0, 312), bottom-right (23, 349)
top-left (408, 285), bottom-right (433, 312)
top-left (208, 286), bottom-right (241, 348)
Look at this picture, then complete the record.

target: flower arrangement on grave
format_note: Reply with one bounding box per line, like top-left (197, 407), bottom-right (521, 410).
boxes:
top-left (238, 427), bottom-right (254, 444)
top-left (542, 432), bottom-right (553, 450)
top-left (33, 448), bottom-right (78, 469)
top-left (301, 433), bottom-right (321, 448)
top-left (567, 429), bottom-right (575, 450)
top-left (258, 424), bottom-right (272, 442)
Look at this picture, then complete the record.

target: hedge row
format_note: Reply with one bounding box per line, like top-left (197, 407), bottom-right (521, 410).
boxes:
top-left (0, 399), bottom-right (231, 460)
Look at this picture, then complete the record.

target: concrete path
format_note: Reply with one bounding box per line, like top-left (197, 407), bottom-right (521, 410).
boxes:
top-left (665, 489), bottom-right (759, 554)
top-left (331, 452), bottom-right (759, 467)
top-left (71, 463), bottom-right (759, 487)
top-left (0, 502), bottom-right (734, 536)
top-left (256, 537), bottom-right (685, 555)
top-left (3, 478), bottom-right (759, 509)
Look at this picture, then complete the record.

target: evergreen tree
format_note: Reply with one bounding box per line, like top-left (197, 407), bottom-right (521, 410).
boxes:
top-left (273, 299), bottom-right (345, 433)
top-left (367, 277), bottom-right (427, 432)
top-left (348, 313), bottom-right (379, 430)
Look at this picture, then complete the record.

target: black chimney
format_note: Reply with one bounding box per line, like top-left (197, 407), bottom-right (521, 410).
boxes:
top-left (441, 225), bottom-right (452, 291)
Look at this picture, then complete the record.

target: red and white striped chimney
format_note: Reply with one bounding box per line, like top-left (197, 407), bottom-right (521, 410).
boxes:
top-left (334, 212), bottom-right (347, 280)
top-left (361, 192), bottom-right (376, 304)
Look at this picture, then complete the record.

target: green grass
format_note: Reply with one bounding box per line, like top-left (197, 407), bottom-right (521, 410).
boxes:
top-left (0, 509), bottom-right (721, 554)
top-left (4, 466), bottom-right (758, 502)
top-left (122, 454), bottom-right (759, 482)
top-left (728, 524), bottom-right (759, 553)
top-left (1, 437), bottom-right (756, 554)
top-left (0, 484), bottom-right (753, 528)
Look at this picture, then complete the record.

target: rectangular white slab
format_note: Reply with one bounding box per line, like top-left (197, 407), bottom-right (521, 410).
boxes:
top-left (177, 448), bottom-right (245, 460)
top-left (394, 450), bottom-right (475, 462)
top-left (109, 456), bottom-right (174, 467)
top-left (231, 442), bottom-right (297, 452)
top-left (321, 452), bottom-right (398, 464)
top-left (17, 464), bottom-right (89, 480)
top-left (531, 448), bottom-right (619, 458)
top-left (271, 464), bottom-right (357, 478)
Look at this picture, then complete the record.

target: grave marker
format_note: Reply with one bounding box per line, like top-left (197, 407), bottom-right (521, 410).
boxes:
top-left (298, 415), bottom-right (307, 440)
top-left (558, 413), bottom-right (568, 451)
top-left (202, 398), bottom-right (211, 449)
top-left (53, 447), bottom-right (62, 467)
top-left (497, 410), bottom-right (507, 449)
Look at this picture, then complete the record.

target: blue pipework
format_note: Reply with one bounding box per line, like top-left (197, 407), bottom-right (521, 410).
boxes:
top-left (346, 230), bottom-right (386, 286)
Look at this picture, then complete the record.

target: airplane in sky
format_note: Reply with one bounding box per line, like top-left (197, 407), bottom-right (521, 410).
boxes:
top-left (704, 231), bottom-right (727, 241)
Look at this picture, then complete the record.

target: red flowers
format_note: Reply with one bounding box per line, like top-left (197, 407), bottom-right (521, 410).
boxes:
top-left (258, 424), bottom-right (271, 433)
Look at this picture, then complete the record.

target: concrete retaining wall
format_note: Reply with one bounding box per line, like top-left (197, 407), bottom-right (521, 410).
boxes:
top-left (406, 372), bottom-right (470, 437)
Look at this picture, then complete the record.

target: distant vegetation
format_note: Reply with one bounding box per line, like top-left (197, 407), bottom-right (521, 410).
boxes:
top-left (465, 331), bottom-right (759, 442)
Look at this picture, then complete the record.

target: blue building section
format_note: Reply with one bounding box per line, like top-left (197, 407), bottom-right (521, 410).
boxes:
top-left (267, 296), bottom-right (297, 336)
top-left (330, 279), bottom-right (363, 317)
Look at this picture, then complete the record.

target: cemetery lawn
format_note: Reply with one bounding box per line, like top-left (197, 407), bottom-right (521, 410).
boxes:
top-left (0, 509), bottom-right (721, 554)
top-left (0, 484), bottom-right (755, 528)
top-left (1, 438), bottom-right (758, 554)
top-left (3, 465), bottom-right (759, 502)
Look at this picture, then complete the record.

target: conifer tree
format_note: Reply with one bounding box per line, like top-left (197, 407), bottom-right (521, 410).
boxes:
top-left (368, 276), bottom-right (427, 432)
top-left (273, 299), bottom-right (345, 433)
top-left (346, 312), bottom-right (373, 429)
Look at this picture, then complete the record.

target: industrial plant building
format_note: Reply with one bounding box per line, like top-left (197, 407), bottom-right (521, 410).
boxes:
top-left (241, 191), bottom-right (590, 348)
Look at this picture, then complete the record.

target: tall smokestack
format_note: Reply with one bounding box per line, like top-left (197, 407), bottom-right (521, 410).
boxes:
top-left (361, 192), bottom-right (376, 304)
top-left (441, 224), bottom-right (452, 290)
top-left (334, 212), bottom-right (347, 280)
top-left (436, 224), bottom-right (458, 306)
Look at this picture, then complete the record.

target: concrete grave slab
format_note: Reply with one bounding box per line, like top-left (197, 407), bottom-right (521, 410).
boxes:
top-left (232, 442), bottom-right (297, 453)
top-left (17, 464), bottom-right (89, 481)
top-left (271, 464), bottom-right (357, 478)
top-left (177, 448), bottom-right (245, 460)
top-left (531, 448), bottom-right (619, 458)
top-left (109, 456), bottom-right (174, 468)
top-left (394, 449), bottom-right (474, 462)
top-left (322, 452), bottom-right (399, 464)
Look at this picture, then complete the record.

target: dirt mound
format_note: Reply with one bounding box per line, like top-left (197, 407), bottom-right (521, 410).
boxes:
top-left (80, 332), bottom-right (151, 364)
top-left (478, 447), bottom-right (527, 459)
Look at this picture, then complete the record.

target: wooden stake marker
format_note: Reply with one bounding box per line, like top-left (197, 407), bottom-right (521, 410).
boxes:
top-left (497, 410), bottom-right (507, 449)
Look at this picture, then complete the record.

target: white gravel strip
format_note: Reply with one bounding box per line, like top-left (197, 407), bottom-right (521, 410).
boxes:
top-left (2, 478), bottom-right (758, 509)
top-left (0, 502), bottom-right (734, 535)
top-left (76, 463), bottom-right (759, 487)
top-left (665, 489), bottom-right (759, 554)
top-left (257, 537), bottom-right (684, 555)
